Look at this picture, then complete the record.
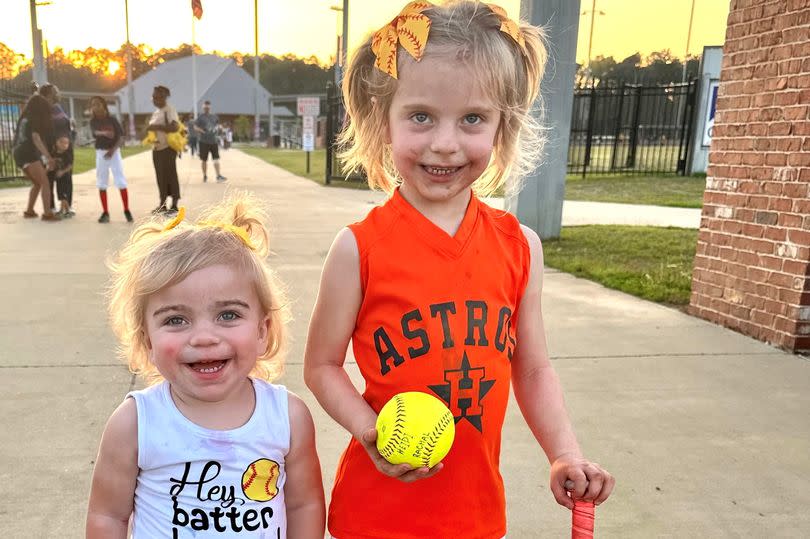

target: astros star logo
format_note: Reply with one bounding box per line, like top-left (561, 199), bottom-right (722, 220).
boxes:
top-left (428, 351), bottom-right (495, 432)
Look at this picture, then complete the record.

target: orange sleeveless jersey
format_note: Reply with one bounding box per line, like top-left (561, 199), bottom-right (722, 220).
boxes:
top-left (328, 190), bottom-right (531, 539)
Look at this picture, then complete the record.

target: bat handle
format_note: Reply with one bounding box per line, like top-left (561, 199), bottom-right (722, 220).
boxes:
top-left (571, 499), bottom-right (595, 539)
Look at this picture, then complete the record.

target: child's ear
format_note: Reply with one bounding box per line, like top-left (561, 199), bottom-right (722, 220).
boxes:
top-left (256, 315), bottom-right (271, 355)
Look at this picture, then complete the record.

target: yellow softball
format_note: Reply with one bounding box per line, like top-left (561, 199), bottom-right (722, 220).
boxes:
top-left (241, 458), bottom-right (280, 502)
top-left (376, 391), bottom-right (455, 468)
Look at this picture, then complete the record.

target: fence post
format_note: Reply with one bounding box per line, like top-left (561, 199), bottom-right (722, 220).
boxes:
top-left (626, 85), bottom-right (643, 169)
top-left (676, 80), bottom-right (696, 175)
top-left (582, 86), bottom-right (596, 178)
top-left (325, 82), bottom-right (333, 185)
top-left (610, 82), bottom-right (626, 171)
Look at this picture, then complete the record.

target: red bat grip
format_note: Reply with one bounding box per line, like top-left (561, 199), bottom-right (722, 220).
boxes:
top-left (571, 500), bottom-right (595, 538)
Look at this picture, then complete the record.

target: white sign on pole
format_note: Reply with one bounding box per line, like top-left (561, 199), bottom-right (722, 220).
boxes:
top-left (302, 133), bottom-right (315, 152)
top-left (297, 97), bottom-right (320, 117)
top-left (702, 80), bottom-right (720, 147)
top-left (302, 115), bottom-right (315, 151)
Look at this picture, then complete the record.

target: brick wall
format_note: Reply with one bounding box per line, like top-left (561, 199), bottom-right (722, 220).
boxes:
top-left (689, 0), bottom-right (810, 353)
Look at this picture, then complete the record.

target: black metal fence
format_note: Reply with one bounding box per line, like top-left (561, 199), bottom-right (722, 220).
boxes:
top-left (0, 79), bottom-right (30, 181)
top-left (324, 82), bottom-right (365, 185)
top-left (324, 79), bottom-right (699, 183)
top-left (569, 80), bottom-right (698, 176)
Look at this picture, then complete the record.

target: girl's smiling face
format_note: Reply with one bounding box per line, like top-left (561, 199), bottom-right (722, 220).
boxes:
top-left (143, 264), bottom-right (270, 408)
top-left (386, 54), bottom-right (501, 213)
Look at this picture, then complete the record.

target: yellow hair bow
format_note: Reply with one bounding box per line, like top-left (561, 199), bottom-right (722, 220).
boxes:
top-left (485, 3), bottom-right (527, 55)
top-left (371, 1), bottom-right (433, 79)
top-left (162, 206), bottom-right (254, 250)
top-left (162, 206), bottom-right (186, 231)
top-left (197, 221), bottom-right (254, 250)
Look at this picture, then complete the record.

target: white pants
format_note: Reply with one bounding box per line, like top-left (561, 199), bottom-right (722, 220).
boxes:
top-left (95, 148), bottom-right (127, 189)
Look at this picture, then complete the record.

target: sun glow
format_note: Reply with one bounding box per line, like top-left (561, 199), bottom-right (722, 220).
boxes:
top-left (107, 60), bottom-right (120, 75)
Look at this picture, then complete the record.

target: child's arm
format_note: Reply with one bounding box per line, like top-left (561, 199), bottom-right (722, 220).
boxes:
top-left (86, 398), bottom-right (138, 538)
top-left (57, 165), bottom-right (72, 177)
top-left (304, 228), bottom-right (439, 482)
top-left (284, 393), bottom-right (325, 538)
top-left (512, 225), bottom-right (615, 510)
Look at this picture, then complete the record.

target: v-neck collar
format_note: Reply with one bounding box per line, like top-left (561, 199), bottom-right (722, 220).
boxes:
top-left (390, 188), bottom-right (480, 258)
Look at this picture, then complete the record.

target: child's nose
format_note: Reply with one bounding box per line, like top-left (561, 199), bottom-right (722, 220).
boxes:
top-left (430, 124), bottom-right (460, 154)
top-left (188, 324), bottom-right (221, 347)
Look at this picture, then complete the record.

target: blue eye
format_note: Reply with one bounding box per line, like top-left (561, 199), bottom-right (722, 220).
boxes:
top-left (165, 316), bottom-right (185, 326)
top-left (411, 112), bottom-right (430, 124)
top-left (219, 311), bottom-right (240, 322)
top-left (463, 114), bottom-right (482, 125)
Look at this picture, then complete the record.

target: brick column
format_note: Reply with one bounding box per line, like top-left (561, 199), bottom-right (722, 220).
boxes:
top-left (689, 0), bottom-right (810, 353)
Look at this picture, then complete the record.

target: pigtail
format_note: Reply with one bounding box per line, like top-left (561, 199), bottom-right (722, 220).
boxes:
top-left (197, 191), bottom-right (272, 258)
top-left (338, 37), bottom-right (399, 193)
top-left (478, 8), bottom-right (549, 197)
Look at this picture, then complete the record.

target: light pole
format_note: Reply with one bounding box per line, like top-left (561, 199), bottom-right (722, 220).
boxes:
top-left (581, 0), bottom-right (605, 83)
top-left (681, 0), bottom-right (696, 83)
top-left (254, 0), bottom-right (261, 140)
top-left (329, 5), bottom-right (343, 85)
top-left (341, 0), bottom-right (348, 84)
top-left (29, 0), bottom-right (49, 85)
top-left (124, 0), bottom-right (136, 139)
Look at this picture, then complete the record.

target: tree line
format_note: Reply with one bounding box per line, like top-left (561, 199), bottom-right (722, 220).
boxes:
top-left (1, 40), bottom-right (701, 95)
top-left (0, 42), bottom-right (334, 95)
top-left (576, 51), bottom-right (702, 87)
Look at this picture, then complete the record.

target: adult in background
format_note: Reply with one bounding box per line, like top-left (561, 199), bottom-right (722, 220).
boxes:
top-left (39, 84), bottom-right (71, 214)
top-left (194, 100), bottom-right (227, 182)
top-left (90, 96), bottom-right (132, 223)
top-left (185, 115), bottom-right (198, 157)
top-left (146, 86), bottom-right (180, 215)
top-left (12, 93), bottom-right (59, 221)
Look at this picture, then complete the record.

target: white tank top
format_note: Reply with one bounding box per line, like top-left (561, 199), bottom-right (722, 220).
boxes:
top-left (128, 379), bottom-right (289, 538)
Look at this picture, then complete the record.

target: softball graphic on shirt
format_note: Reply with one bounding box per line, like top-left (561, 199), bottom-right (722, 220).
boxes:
top-left (241, 458), bottom-right (280, 502)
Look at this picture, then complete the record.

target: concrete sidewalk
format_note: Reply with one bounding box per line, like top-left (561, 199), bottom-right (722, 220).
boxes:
top-left (0, 148), bottom-right (807, 538)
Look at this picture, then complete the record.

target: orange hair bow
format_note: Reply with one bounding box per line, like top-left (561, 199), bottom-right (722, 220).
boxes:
top-left (486, 3), bottom-right (528, 55)
top-left (371, 1), bottom-right (433, 79)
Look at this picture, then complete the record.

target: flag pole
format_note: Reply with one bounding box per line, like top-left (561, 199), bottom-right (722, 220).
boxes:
top-left (192, 17), bottom-right (198, 118)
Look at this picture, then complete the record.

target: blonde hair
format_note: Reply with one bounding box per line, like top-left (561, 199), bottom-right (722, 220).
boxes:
top-left (107, 192), bottom-right (288, 385)
top-left (339, 0), bottom-right (547, 196)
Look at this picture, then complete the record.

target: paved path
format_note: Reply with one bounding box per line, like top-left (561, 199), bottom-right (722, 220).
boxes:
top-left (0, 148), bottom-right (807, 537)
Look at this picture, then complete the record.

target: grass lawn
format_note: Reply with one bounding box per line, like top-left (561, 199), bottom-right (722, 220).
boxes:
top-left (237, 147), bottom-right (706, 208)
top-left (0, 145), bottom-right (149, 189)
top-left (543, 225), bottom-right (698, 306)
top-left (563, 174), bottom-right (706, 208)
top-left (73, 146), bottom-right (149, 174)
top-left (239, 147), bottom-right (328, 185)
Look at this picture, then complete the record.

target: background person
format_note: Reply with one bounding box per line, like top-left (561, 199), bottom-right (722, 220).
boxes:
top-left (146, 85), bottom-right (180, 215)
top-left (12, 93), bottom-right (59, 221)
top-left (49, 134), bottom-right (74, 217)
top-left (39, 84), bottom-right (71, 214)
top-left (185, 115), bottom-right (198, 157)
top-left (193, 100), bottom-right (227, 182)
top-left (90, 96), bottom-right (132, 223)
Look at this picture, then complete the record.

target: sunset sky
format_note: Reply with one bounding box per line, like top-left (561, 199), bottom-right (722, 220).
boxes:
top-left (2, 0), bottom-right (730, 67)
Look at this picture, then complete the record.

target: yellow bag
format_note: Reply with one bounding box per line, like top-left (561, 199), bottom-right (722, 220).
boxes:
top-left (167, 120), bottom-right (188, 153)
top-left (142, 112), bottom-right (188, 153)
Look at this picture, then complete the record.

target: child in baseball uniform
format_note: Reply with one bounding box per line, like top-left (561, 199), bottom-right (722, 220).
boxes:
top-left (303, 2), bottom-right (614, 538)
